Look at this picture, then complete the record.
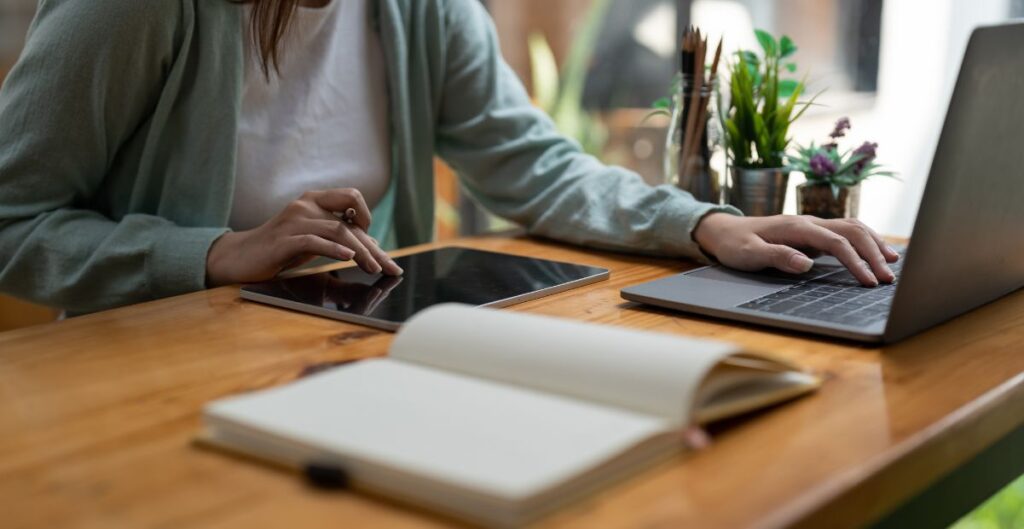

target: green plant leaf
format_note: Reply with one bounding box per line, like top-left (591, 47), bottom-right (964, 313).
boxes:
top-left (780, 35), bottom-right (797, 58)
top-left (755, 29), bottom-right (777, 57)
top-left (725, 119), bottom-right (748, 165)
top-left (538, 0), bottom-right (610, 155)
top-left (652, 97), bottom-right (670, 110)
top-left (777, 79), bottom-right (799, 99)
top-left (753, 113), bottom-right (770, 161)
top-left (744, 61), bottom-right (759, 81)
top-left (785, 62), bottom-right (797, 73)
top-left (639, 109), bottom-right (671, 125)
top-left (736, 50), bottom-right (760, 67)
top-left (789, 87), bottom-right (825, 124)
top-left (527, 32), bottom-right (559, 113)
top-left (552, 0), bottom-right (609, 137)
top-left (836, 153), bottom-right (867, 175)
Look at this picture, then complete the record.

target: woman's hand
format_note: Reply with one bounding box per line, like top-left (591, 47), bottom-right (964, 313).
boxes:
top-left (205, 189), bottom-right (403, 287)
top-left (693, 213), bottom-right (900, 287)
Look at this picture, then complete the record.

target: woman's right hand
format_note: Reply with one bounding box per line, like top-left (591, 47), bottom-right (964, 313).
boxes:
top-left (205, 189), bottom-right (403, 287)
top-left (693, 213), bottom-right (898, 286)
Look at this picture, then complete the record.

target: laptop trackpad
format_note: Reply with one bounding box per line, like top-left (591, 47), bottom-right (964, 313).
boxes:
top-left (688, 255), bottom-right (845, 286)
top-left (675, 258), bottom-right (846, 307)
top-left (688, 266), bottom-right (803, 287)
top-left (623, 256), bottom-right (848, 309)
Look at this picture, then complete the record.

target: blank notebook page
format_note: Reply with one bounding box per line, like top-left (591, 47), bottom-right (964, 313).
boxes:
top-left (207, 359), bottom-right (670, 501)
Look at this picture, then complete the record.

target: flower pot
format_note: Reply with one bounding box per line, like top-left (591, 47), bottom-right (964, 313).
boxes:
top-left (797, 183), bottom-right (861, 219)
top-left (727, 167), bottom-right (789, 216)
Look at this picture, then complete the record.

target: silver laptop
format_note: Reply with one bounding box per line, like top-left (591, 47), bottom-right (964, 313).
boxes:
top-left (622, 22), bottom-right (1024, 343)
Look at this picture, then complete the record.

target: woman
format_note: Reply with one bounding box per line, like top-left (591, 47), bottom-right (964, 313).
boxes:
top-left (0, 0), bottom-right (897, 314)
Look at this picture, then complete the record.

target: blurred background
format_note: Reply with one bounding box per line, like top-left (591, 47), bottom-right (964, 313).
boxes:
top-left (1, 0), bottom-right (1023, 522)
top-left (0, 1), bottom-right (1021, 288)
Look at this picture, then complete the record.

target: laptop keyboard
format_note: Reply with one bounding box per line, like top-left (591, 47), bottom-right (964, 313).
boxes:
top-left (737, 256), bottom-right (905, 327)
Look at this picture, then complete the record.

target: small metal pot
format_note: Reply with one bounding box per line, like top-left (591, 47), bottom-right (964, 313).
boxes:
top-left (728, 167), bottom-right (790, 216)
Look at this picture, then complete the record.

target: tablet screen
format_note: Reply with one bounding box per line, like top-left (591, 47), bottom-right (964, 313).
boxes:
top-left (240, 247), bottom-right (609, 329)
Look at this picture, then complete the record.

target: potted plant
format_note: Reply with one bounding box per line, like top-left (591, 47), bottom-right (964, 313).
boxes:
top-left (720, 30), bottom-right (813, 216)
top-left (789, 117), bottom-right (895, 219)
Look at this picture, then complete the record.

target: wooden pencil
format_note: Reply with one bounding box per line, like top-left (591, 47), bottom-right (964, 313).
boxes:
top-left (685, 37), bottom-right (723, 166)
top-left (679, 29), bottom-right (706, 187)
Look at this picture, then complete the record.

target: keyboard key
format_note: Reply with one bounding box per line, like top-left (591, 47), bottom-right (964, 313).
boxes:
top-left (767, 301), bottom-right (804, 313)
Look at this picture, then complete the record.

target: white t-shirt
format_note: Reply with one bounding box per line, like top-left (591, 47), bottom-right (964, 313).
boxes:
top-left (230, 0), bottom-right (391, 231)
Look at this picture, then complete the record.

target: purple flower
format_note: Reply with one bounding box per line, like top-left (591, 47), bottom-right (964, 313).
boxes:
top-left (809, 152), bottom-right (837, 176)
top-left (853, 141), bottom-right (878, 174)
top-left (853, 141), bottom-right (878, 160)
top-left (829, 117), bottom-right (851, 139)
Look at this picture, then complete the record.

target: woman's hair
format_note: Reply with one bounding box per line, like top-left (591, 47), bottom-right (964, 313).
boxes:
top-left (238, 0), bottom-right (302, 76)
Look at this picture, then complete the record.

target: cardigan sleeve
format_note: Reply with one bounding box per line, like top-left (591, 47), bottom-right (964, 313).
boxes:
top-left (0, 0), bottom-right (227, 313)
top-left (433, 0), bottom-right (741, 260)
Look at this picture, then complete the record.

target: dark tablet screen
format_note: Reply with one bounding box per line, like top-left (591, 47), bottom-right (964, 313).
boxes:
top-left (240, 247), bottom-right (609, 329)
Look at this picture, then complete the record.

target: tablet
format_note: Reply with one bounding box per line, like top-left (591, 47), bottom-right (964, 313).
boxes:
top-left (239, 247), bottom-right (610, 330)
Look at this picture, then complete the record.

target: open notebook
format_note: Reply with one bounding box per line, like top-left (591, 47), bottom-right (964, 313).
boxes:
top-left (201, 304), bottom-right (819, 527)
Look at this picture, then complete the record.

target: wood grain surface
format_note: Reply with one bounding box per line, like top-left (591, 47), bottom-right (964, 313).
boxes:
top-left (1, 235), bottom-right (1022, 529)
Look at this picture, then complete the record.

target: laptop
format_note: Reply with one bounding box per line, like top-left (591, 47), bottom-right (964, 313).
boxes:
top-left (622, 22), bottom-right (1024, 343)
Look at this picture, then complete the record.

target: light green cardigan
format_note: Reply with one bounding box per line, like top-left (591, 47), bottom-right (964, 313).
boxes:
top-left (0, 0), bottom-right (738, 313)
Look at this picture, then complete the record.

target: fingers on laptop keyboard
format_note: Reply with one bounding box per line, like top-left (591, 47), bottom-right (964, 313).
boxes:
top-left (819, 219), bottom-right (897, 283)
top-left (783, 220), bottom-right (884, 287)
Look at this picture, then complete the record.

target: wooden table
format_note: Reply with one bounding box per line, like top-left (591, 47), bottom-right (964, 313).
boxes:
top-left (2, 236), bottom-right (1023, 529)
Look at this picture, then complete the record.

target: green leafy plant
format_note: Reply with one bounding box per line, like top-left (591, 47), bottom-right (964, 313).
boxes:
top-left (527, 0), bottom-right (611, 156)
top-left (721, 29), bottom-right (814, 169)
top-left (789, 117), bottom-right (896, 197)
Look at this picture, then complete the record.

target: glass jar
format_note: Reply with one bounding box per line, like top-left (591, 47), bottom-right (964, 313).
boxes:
top-left (663, 76), bottom-right (724, 204)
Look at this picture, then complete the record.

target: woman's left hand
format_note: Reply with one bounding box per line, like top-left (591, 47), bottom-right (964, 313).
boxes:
top-left (693, 213), bottom-right (901, 287)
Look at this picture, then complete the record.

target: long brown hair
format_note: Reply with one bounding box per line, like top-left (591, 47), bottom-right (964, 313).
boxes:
top-left (238, 0), bottom-right (302, 76)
